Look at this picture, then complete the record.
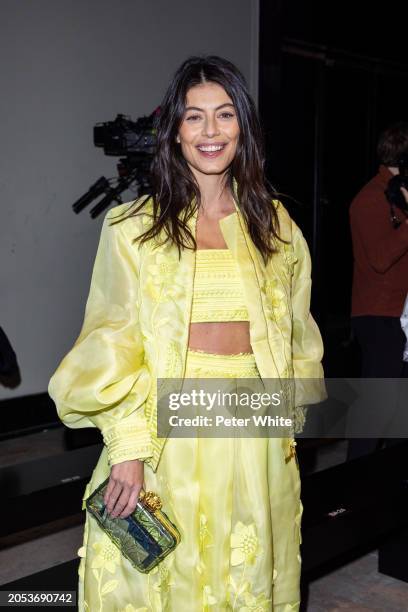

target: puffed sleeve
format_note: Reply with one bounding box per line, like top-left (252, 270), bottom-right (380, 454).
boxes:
top-left (290, 221), bottom-right (326, 432)
top-left (48, 208), bottom-right (153, 466)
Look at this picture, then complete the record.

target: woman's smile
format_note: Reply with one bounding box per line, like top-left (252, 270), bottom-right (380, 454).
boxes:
top-left (196, 142), bottom-right (228, 158)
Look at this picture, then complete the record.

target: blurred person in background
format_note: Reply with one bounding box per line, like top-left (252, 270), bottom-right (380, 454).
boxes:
top-left (348, 122), bottom-right (408, 460)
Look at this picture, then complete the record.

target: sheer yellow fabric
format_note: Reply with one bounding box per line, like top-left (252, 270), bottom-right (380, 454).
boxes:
top-left (48, 195), bottom-right (325, 472)
top-left (48, 212), bottom-right (153, 467)
top-left (48, 191), bottom-right (324, 611)
top-left (190, 249), bottom-right (249, 322)
top-left (77, 348), bottom-right (302, 611)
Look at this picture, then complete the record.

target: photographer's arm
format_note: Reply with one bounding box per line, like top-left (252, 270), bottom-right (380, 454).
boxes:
top-left (350, 188), bottom-right (408, 274)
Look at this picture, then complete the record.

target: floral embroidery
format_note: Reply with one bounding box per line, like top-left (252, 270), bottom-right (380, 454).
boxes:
top-left (199, 512), bottom-right (214, 552)
top-left (230, 522), bottom-right (261, 566)
top-left (228, 575), bottom-right (250, 603)
top-left (81, 533), bottom-right (121, 611)
top-left (239, 590), bottom-right (272, 611)
top-left (229, 522), bottom-right (265, 610)
top-left (145, 253), bottom-right (184, 304)
top-left (144, 252), bottom-right (185, 378)
top-left (262, 279), bottom-right (287, 321)
top-left (153, 560), bottom-right (175, 596)
top-left (282, 244), bottom-right (298, 283)
top-left (91, 534), bottom-right (121, 573)
top-left (203, 584), bottom-right (218, 609)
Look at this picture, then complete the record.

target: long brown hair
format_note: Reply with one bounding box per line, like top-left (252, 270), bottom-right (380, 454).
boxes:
top-left (110, 55), bottom-right (283, 264)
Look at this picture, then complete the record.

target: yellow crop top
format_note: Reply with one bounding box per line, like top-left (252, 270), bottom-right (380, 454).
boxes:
top-left (190, 248), bottom-right (250, 322)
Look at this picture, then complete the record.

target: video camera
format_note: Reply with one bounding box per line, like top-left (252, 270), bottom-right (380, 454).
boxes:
top-left (72, 109), bottom-right (160, 218)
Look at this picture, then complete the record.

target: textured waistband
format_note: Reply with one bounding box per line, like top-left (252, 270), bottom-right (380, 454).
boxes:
top-left (185, 347), bottom-right (259, 378)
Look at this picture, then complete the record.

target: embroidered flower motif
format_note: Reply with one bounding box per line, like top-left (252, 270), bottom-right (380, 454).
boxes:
top-left (228, 575), bottom-right (250, 598)
top-left (90, 533), bottom-right (120, 573)
top-left (262, 279), bottom-right (287, 321)
top-left (239, 590), bottom-right (272, 611)
top-left (282, 246), bottom-right (298, 281)
top-left (152, 561), bottom-right (175, 596)
top-left (203, 584), bottom-right (218, 608)
top-left (199, 512), bottom-right (214, 552)
top-left (144, 252), bottom-right (180, 302)
top-left (148, 253), bottom-right (178, 283)
top-left (230, 522), bottom-right (261, 566)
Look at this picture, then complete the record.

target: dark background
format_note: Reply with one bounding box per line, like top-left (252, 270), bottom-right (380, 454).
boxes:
top-left (259, 0), bottom-right (408, 376)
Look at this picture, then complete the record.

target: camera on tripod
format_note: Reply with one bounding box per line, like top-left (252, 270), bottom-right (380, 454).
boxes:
top-left (72, 109), bottom-right (160, 218)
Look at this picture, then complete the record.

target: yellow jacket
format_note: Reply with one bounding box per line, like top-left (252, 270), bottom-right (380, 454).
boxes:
top-left (48, 191), bottom-right (324, 473)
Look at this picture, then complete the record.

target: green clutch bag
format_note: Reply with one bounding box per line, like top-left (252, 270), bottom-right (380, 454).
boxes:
top-left (85, 477), bottom-right (181, 573)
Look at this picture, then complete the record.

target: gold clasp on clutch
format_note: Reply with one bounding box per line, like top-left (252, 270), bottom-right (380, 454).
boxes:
top-left (139, 490), bottom-right (162, 512)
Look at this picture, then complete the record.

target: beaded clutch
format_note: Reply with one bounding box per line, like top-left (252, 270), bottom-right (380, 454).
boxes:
top-left (85, 477), bottom-right (181, 573)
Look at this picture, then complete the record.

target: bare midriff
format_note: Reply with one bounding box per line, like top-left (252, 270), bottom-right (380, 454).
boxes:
top-left (187, 207), bottom-right (253, 356)
top-left (188, 321), bottom-right (253, 355)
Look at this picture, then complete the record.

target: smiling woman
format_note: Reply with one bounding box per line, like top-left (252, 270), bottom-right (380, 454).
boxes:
top-left (176, 80), bottom-right (254, 356)
top-left (49, 54), bottom-right (324, 612)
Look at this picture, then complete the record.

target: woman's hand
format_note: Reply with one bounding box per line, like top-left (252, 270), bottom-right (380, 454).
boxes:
top-left (103, 458), bottom-right (145, 519)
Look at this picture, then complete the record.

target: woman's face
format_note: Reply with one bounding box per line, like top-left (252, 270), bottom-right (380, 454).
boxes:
top-left (177, 82), bottom-right (240, 178)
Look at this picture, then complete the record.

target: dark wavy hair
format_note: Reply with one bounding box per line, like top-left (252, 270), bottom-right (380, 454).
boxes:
top-left (111, 55), bottom-right (282, 264)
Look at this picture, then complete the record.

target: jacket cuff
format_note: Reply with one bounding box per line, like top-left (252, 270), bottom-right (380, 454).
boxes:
top-left (101, 420), bottom-right (153, 466)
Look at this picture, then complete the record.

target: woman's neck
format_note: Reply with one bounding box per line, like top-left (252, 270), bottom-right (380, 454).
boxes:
top-left (192, 170), bottom-right (235, 218)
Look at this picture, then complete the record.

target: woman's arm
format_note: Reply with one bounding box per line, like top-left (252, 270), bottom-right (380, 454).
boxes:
top-left (48, 206), bottom-right (151, 516)
top-left (290, 221), bottom-right (326, 431)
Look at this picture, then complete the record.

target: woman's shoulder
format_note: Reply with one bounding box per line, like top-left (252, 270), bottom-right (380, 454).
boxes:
top-left (272, 198), bottom-right (296, 242)
top-left (105, 195), bottom-right (154, 238)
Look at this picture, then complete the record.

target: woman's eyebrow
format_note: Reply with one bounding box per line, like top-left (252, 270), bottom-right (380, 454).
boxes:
top-left (185, 103), bottom-right (235, 112)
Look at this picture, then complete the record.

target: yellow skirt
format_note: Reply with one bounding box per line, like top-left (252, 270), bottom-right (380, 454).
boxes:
top-left (77, 349), bottom-right (303, 611)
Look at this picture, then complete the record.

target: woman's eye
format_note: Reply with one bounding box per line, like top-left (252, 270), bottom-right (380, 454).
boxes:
top-left (219, 112), bottom-right (234, 119)
top-left (186, 114), bottom-right (201, 121)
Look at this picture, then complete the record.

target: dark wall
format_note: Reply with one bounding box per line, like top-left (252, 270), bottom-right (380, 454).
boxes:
top-left (259, 1), bottom-right (408, 375)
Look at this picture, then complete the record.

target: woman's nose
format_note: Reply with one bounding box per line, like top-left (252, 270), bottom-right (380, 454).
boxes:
top-left (203, 116), bottom-right (220, 137)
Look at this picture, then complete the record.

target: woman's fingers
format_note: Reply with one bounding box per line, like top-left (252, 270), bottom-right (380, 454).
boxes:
top-left (103, 476), bottom-right (116, 506)
top-left (118, 484), bottom-right (142, 519)
top-left (102, 459), bottom-right (145, 518)
top-left (110, 483), bottom-right (131, 517)
top-left (105, 479), bottom-right (123, 515)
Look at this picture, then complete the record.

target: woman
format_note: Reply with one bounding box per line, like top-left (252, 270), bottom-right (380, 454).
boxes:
top-left (49, 55), bottom-right (324, 611)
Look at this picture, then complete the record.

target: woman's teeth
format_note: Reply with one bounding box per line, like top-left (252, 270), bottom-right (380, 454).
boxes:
top-left (197, 144), bottom-right (225, 152)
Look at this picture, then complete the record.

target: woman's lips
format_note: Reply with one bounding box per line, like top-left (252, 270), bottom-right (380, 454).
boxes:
top-left (196, 144), bottom-right (227, 158)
